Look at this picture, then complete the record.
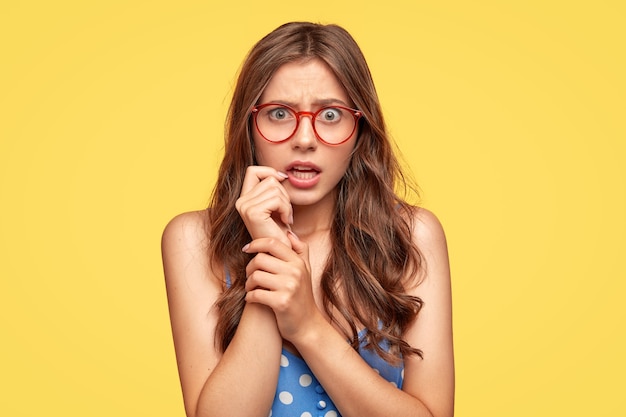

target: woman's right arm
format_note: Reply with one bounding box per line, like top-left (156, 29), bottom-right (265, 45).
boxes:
top-left (162, 211), bottom-right (282, 417)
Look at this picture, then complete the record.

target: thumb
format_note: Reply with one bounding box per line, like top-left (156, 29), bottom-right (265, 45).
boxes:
top-left (287, 230), bottom-right (308, 258)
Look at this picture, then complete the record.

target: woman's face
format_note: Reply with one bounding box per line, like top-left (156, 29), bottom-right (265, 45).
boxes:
top-left (252, 58), bottom-right (358, 209)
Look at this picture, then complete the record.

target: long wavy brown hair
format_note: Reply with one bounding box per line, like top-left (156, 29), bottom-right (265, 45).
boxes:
top-left (208, 22), bottom-right (424, 364)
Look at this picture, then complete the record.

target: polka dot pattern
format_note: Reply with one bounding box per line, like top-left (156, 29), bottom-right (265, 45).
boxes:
top-left (278, 391), bottom-right (293, 405)
top-left (299, 373), bottom-right (312, 387)
top-left (269, 330), bottom-right (403, 417)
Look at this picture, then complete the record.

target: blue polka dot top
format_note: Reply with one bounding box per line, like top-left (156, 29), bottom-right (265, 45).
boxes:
top-left (270, 331), bottom-right (403, 417)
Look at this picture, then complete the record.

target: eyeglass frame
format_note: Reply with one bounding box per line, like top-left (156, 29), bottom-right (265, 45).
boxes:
top-left (251, 103), bottom-right (363, 146)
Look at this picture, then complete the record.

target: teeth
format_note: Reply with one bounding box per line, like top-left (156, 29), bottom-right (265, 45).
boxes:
top-left (291, 170), bottom-right (317, 180)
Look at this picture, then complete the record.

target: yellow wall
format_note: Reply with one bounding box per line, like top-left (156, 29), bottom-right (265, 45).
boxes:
top-left (1, 1), bottom-right (624, 415)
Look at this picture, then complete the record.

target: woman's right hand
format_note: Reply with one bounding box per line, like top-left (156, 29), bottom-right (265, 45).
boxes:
top-left (235, 166), bottom-right (293, 247)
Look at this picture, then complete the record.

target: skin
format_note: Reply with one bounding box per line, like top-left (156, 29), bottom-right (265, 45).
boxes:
top-left (162, 59), bottom-right (454, 417)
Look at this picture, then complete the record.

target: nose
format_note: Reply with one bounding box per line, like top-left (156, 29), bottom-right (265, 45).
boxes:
top-left (291, 115), bottom-right (318, 150)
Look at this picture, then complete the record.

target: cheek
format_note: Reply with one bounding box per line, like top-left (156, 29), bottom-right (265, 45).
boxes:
top-left (340, 154), bottom-right (354, 175)
top-left (252, 138), bottom-right (282, 168)
top-left (326, 149), bottom-right (354, 182)
top-left (338, 142), bottom-right (357, 170)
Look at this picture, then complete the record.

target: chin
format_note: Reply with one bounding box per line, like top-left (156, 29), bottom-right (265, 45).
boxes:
top-left (288, 189), bottom-right (335, 209)
top-left (288, 195), bottom-right (319, 207)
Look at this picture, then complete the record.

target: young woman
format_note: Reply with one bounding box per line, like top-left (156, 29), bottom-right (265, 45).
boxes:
top-left (162, 22), bottom-right (454, 417)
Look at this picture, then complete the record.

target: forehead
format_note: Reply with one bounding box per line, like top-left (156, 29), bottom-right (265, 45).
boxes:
top-left (259, 59), bottom-right (350, 106)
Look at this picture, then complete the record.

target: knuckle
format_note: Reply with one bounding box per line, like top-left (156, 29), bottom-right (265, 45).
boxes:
top-left (288, 264), bottom-right (301, 280)
top-left (276, 295), bottom-right (290, 312)
top-left (252, 253), bottom-right (264, 263)
top-left (284, 279), bottom-right (298, 293)
top-left (289, 264), bottom-right (303, 278)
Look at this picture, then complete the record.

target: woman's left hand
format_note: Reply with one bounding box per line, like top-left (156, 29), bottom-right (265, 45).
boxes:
top-left (243, 232), bottom-right (321, 342)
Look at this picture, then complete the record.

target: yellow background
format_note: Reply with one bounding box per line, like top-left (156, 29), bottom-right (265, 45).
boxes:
top-left (1, 1), bottom-right (624, 416)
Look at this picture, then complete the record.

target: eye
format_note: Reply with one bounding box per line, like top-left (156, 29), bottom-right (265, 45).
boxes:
top-left (267, 107), bottom-right (293, 121)
top-left (318, 108), bottom-right (342, 123)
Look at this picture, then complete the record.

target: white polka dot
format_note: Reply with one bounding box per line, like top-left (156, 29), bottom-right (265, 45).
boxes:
top-left (373, 368), bottom-right (380, 374)
top-left (324, 411), bottom-right (338, 417)
top-left (300, 413), bottom-right (312, 417)
top-left (401, 368), bottom-right (405, 379)
top-left (390, 381), bottom-right (397, 388)
top-left (268, 411), bottom-right (272, 417)
top-left (299, 373), bottom-right (313, 387)
top-left (279, 391), bottom-right (293, 405)
top-left (280, 354), bottom-right (289, 367)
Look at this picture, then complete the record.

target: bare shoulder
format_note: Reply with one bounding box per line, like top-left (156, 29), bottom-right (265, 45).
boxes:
top-left (162, 210), bottom-right (209, 254)
top-left (161, 209), bottom-right (222, 289)
top-left (405, 207), bottom-right (451, 292)
top-left (412, 207), bottom-right (448, 251)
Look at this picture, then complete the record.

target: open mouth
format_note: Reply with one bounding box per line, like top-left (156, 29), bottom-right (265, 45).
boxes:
top-left (285, 162), bottom-right (322, 188)
top-left (288, 166), bottom-right (320, 180)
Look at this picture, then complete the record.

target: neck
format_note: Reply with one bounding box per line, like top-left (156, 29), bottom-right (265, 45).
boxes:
top-left (291, 198), bottom-right (335, 239)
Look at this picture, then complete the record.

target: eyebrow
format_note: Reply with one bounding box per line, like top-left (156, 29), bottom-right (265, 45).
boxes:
top-left (265, 98), bottom-right (352, 108)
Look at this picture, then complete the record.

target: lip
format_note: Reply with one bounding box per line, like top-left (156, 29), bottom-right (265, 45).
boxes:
top-left (285, 161), bottom-right (321, 189)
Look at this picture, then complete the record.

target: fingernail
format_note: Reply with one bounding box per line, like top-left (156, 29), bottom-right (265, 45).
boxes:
top-left (288, 230), bottom-right (299, 240)
top-left (241, 243), bottom-right (250, 252)
top-left (277, 171), bottom-right (289, 179)
top-left (289, 213), bottom-right (294, 225)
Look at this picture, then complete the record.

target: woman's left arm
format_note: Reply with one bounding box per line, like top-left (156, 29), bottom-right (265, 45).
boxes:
top-left (290, 208), bottom-right (454, 417)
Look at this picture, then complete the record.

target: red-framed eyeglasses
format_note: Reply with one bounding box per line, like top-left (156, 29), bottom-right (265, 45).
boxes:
top-left (251, 103), bottom-right (362, 146)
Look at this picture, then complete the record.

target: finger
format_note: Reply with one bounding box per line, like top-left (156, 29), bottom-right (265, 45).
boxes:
top-left (286, 232), bottom-right (311, 276)
top-left (288, 231), bottom-right (310, 262)
top-left (239, 182), bottom-right (293, 226)
top-left (244, 269), bottom-right (281, 292)
top-left (238, 176), bottom-right (293, 227)
top-left (245, 287), bottom-right (280, 309)
top-left (243, 237), bottom-right (296, 261)
top-left (244, 250), bottom-right (290, 278)
top-left (240, 166), bottom-right (289, 196)
top-left (241, 175), bottom-right (290, 203)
